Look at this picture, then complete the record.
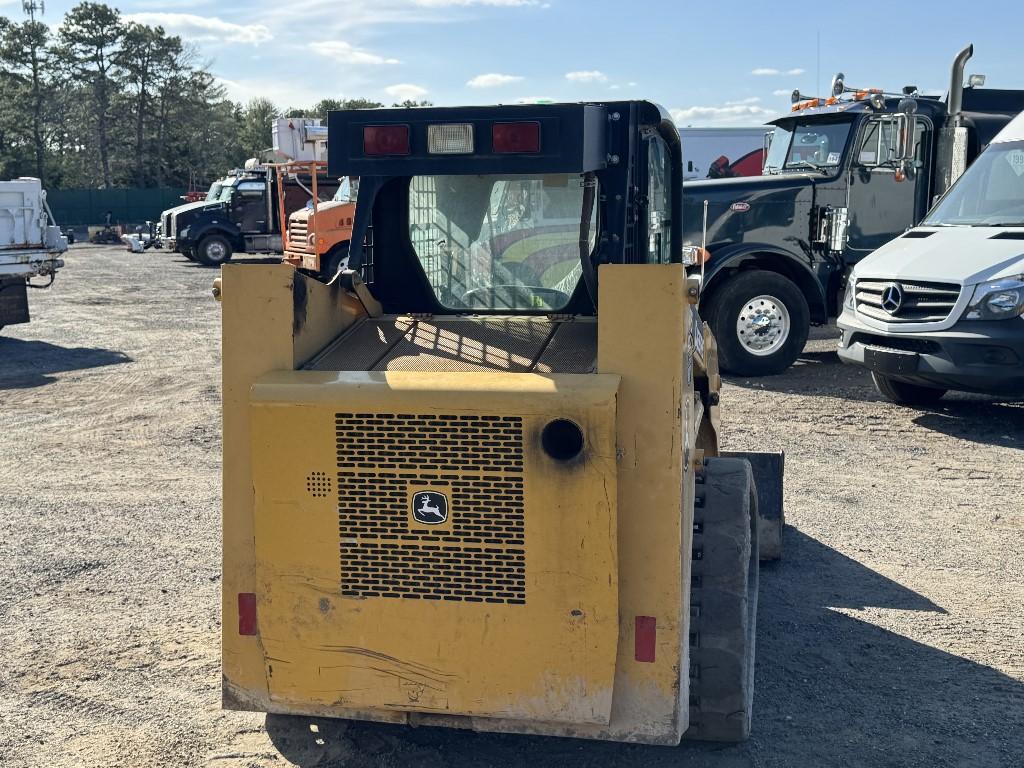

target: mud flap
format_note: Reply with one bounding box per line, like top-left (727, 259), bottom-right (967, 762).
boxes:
top-left (722, 451), bottom-right (784, 561)
top-left (0, 279), bottom-right (30, 327)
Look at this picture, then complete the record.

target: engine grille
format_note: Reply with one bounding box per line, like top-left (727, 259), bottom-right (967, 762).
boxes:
top-left (287, 216), bottom-right (310, 251)
top-left (337, 413), bottom-right (527, 604)
top-left (855, 279), bottom-right (961, 323)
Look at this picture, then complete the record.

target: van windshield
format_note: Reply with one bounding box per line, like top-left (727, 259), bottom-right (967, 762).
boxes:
top-left (408, 173), bottom-right (596, 311)
top-left (925, 140), bottom-right (1024, 226)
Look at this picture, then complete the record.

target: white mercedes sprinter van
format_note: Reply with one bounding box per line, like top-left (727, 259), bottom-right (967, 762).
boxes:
top-left (837, 111), bottom-right (1024, 405)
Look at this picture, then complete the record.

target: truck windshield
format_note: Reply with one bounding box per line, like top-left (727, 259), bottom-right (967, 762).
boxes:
top-left (333, 177), bottom-right (358, 203)
top-left (764, 120), bottom-right (852, 173)
top-left (924, 140), bottom-right (1024, 226)
top-left (216, 181), bottom-right (237, 203)
top-left (205, 183), bottom-right (223, 201)
top-left (408, 173), bottom-right (596, 312)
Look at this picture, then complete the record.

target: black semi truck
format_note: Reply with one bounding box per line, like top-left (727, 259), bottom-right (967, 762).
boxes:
top-left (685, 44), bottom-right (1024, 375)
top-left (158, 163), bottom-right (337, 266)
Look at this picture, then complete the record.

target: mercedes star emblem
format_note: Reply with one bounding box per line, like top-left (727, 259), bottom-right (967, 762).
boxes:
top-left (881, 282), bottom-right (904, 315)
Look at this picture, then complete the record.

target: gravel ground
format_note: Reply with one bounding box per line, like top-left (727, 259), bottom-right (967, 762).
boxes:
top-left (1, 245), bottom-right (1022, 768)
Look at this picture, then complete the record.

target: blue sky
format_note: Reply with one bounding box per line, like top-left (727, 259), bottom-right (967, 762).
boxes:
top-left (4, 0), bottom-right (1023, 126)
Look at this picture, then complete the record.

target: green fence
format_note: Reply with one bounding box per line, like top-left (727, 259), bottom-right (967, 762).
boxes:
top-left (47, 187), bottom-right (188, 227)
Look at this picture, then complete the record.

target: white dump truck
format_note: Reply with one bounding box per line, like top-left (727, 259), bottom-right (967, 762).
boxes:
top-left (0, 177), bottom-right (67, 332)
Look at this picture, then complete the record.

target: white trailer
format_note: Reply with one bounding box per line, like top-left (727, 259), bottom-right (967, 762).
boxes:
top-left (0, 177), bottom-right (67, 331)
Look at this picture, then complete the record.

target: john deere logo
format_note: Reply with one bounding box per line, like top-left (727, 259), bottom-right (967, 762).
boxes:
top-left (412, 491), bottom-right (448, 525)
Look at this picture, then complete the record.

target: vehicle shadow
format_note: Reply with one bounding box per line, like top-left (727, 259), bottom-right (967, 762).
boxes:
top-left (177, 256), bottom-right (282, 268)
top-left (0, 337), bottom-right (130, 389)
top-left (912, 400), bottom-right (1024, 450)
top-left (263, 529), bottom-right (1023, 768)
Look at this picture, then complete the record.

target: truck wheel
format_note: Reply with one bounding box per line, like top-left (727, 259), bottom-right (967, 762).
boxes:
top-left (871, 372), bottom-right (946, 406)
top-left (181, 246), bottom-right (195, 261)
top-left (685, 456), bottom-right (759, 743)
top-left (195, 235), bottom-right (233, 267)
top-left (317, 243), bottom-right (350, 283)
top-left (704, 270), bottom-right (809, 376)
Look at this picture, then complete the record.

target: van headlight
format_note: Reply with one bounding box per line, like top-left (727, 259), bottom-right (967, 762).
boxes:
top-left (964, 278), bottom-right (1024, 320)
top-left (843, 278), bottom-right (856, 310)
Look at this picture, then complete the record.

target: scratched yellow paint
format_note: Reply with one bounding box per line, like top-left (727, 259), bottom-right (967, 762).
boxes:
top-left (249, 372), bottom-right (619, 724)
top-left (222, 263), bottom-right (708, 744)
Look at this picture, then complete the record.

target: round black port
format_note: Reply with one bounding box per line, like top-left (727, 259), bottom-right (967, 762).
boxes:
top-left (541, 419), bottom-right (584, 462)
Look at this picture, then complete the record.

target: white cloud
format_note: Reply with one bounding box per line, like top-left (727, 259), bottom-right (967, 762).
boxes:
top-left (466, 73), bottom-right (524, 88)
top-left (609, 84), bottom-right (621, 90)
top-left (309, 40), bottom-right (399, 65)
top-left (772, 89), bottom-right (792, 96)
top-left (565, 70), bottom-right (608, 83)
top-left (385, 83), bottom-right (429, 100)
top-left (670, 104), bottom-right (775, 127)
top-left (414, 0), bottom-right (541, 5)
top-left (752, 66), bottom-right (805, 77)
top-left (216, 77), bottom-right (321, 108)
top-left (123, 13), bottom-right (271, 44)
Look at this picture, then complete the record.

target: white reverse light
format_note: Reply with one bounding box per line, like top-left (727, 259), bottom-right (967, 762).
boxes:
top-left (428, 123), bottom-right (474, 154)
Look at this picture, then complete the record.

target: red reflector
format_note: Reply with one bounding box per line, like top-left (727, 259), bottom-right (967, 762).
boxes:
top-left (492, 121), bottom-right (541, 153)
top-left (238, 592), bottom-right (257, 636)
top-left (635, 616), bottom-right (656, 662)
top-left (363, 125), bottom-right (410, 156)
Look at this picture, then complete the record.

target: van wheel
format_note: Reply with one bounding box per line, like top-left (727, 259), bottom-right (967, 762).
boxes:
top-left (195, 234), bottom-right (233, 267)
top-left (704, 270), bottom-right (809, 376)
top-left (317, 243), bottom-right (350, 283)
top-left (685, 456), bottom-right (759, 743)
top-left (871, 372), bottom-right (946, 406)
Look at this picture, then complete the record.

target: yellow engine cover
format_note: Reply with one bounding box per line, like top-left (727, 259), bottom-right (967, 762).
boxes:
top-left (248, 370), bottom-right (620, 725)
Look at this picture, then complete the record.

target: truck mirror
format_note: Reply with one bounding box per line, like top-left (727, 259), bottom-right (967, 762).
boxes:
top-left (888, 111), bottom-right (917, 164)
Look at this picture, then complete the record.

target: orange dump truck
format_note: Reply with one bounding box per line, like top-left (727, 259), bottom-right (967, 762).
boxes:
top-left (276, 161), bottom-right (357, 280)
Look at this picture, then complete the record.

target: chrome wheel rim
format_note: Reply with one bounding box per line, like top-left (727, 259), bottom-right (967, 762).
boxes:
top-left (736, 294), bottom-right (790, 356)
top-left (207, 241), bottom-right (226, 261)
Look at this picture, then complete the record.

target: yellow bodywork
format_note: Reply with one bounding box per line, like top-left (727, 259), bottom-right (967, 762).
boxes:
top-left (222, 263), bottom-right (715, 744)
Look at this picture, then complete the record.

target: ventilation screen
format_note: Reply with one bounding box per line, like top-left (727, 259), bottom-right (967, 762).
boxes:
top-left (336, 413), bottom-right (524, 472)
top-left (336, 413), bottom-right (526, 604)
top-left (306, 471), bottom-right (332, 498)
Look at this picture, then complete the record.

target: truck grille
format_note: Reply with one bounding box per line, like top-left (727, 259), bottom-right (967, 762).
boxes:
top-left (336, 413), bottom-right (527, 604)
top-left (855, 279), bottom-right (961, 323)
top-left (288, 217), bottom-right (311, 251)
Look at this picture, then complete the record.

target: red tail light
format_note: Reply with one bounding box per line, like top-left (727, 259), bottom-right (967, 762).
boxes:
top-left (363, 125), bottom-right (410, 156)
top-left (634, 615), bottom-right (656, 662)
top-left (492, 121), bottom-right (541, 153)
top-left (238, 592), bottom-right (257, 636)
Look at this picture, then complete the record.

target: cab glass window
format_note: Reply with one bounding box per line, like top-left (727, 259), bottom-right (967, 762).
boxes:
top-left (408, 173), bottom-right (597, 311)
top-left (647, 137), bottom-right (672, 263)
top-left (236, 181), bottom-right (265, 198)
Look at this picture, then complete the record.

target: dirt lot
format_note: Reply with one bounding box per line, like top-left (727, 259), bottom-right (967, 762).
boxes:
top-left (1, 245), bottom-right (1022, 768)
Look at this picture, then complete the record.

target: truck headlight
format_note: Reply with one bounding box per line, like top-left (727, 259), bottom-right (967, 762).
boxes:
top-left (843, 278), bottom-right (856, 310)
top-left (964, 278), bottom-right (1024, 320)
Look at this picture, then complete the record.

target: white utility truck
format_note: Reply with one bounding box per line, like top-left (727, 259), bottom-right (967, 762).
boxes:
top-left (838, 111), bottom-right (1024, 404)
top-left (0, 178), bottom-right (67, 333)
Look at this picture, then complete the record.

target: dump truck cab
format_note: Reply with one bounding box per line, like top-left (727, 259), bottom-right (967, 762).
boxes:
top-left (220, 101), bottom-right (781, 746)
top-left (279, 169), bottom-right (357, 279)
top-left (686, 44), bottom-right (1024, 376)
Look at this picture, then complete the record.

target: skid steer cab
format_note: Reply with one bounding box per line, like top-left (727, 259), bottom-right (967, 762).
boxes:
top-left (219, 101), bottom-right (784, 746)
